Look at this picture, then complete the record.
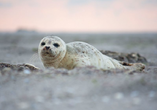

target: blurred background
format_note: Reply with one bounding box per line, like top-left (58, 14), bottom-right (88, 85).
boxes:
top-left (0, 0), bottom-right (157, 67)
top-left (1, 1), bottom-right (157, 110)
top-left (0, 0), bottom-right (157, 33)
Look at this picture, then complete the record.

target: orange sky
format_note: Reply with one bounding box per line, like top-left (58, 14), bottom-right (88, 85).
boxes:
top-left (0, 0), bottom-right (157, 32)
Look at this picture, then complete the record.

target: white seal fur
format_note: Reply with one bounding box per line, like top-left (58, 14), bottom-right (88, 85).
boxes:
top-left (38, 36), bottom-right (145, 71)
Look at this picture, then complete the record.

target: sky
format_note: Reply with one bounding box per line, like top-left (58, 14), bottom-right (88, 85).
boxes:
top-left (0, 0), bottom-right (157, 32)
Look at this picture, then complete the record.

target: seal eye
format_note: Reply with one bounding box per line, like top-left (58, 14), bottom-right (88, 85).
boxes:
top-left (41, 42), bottom-right (45, 46)
top-left (53, 43), bottom-right (60, 48)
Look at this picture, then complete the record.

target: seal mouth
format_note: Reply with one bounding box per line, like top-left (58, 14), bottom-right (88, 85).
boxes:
top-left (42, 49), bottom-right (51, 54)
top-left (41, 49), bottom-right (56, 57)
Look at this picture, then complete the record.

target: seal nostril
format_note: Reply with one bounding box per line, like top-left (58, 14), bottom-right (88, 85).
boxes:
top-left (45, 46), bottom-right (50, 50)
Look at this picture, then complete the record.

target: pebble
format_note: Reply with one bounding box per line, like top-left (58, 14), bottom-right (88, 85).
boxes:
top-left (23, 69), bottom-right (31, 74)
top-left (114, 92), bottom-right (124, 100)
top-left (2, 67), bottom-right (12, 74)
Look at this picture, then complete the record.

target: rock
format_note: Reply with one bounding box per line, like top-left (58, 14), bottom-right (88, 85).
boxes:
top-left (0, 63), bottom-right (39, 72)
top-left (1, 67), bottom-right (12, 75)
top-left (100, 50), bottom-right (147, 63)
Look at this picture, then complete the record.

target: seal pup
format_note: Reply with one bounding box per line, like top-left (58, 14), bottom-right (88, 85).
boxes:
top-left (38, 36), bottom-right (145, 71)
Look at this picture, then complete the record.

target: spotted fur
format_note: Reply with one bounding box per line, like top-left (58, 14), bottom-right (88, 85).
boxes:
top-left (38, 36), bottom-right (145, 71)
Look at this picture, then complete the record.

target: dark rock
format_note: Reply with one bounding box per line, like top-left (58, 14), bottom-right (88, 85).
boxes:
top-left (100, 50), bottom-right (147, 63)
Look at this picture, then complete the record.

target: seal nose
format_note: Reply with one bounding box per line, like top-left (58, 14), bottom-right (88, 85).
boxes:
top-left (45, 46), bottom-right (50, 50)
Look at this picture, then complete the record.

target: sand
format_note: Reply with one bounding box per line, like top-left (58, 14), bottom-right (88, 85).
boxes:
top-left (0, 32), bottom-right (157, 110)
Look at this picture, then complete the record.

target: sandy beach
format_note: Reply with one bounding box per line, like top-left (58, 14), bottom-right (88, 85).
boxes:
top-left (0, 32), bottom-right (157, 110)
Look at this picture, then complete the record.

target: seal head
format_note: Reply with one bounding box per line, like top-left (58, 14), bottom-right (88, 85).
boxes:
top-left (38, 36), bottom-right (66, 68)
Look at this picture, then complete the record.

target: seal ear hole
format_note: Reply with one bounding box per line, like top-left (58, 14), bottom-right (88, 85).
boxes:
top-left (53, 43), bottom-right (60, 48)
top-left (41, 42), bottom-right (45, 46)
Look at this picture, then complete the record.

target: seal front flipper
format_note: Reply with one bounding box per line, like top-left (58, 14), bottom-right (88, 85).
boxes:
top-left (119, 61), bottom-right (145, 71)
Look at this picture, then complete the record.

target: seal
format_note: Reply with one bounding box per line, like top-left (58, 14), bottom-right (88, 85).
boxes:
top-left (38, 36), bottom-right (145, 71)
